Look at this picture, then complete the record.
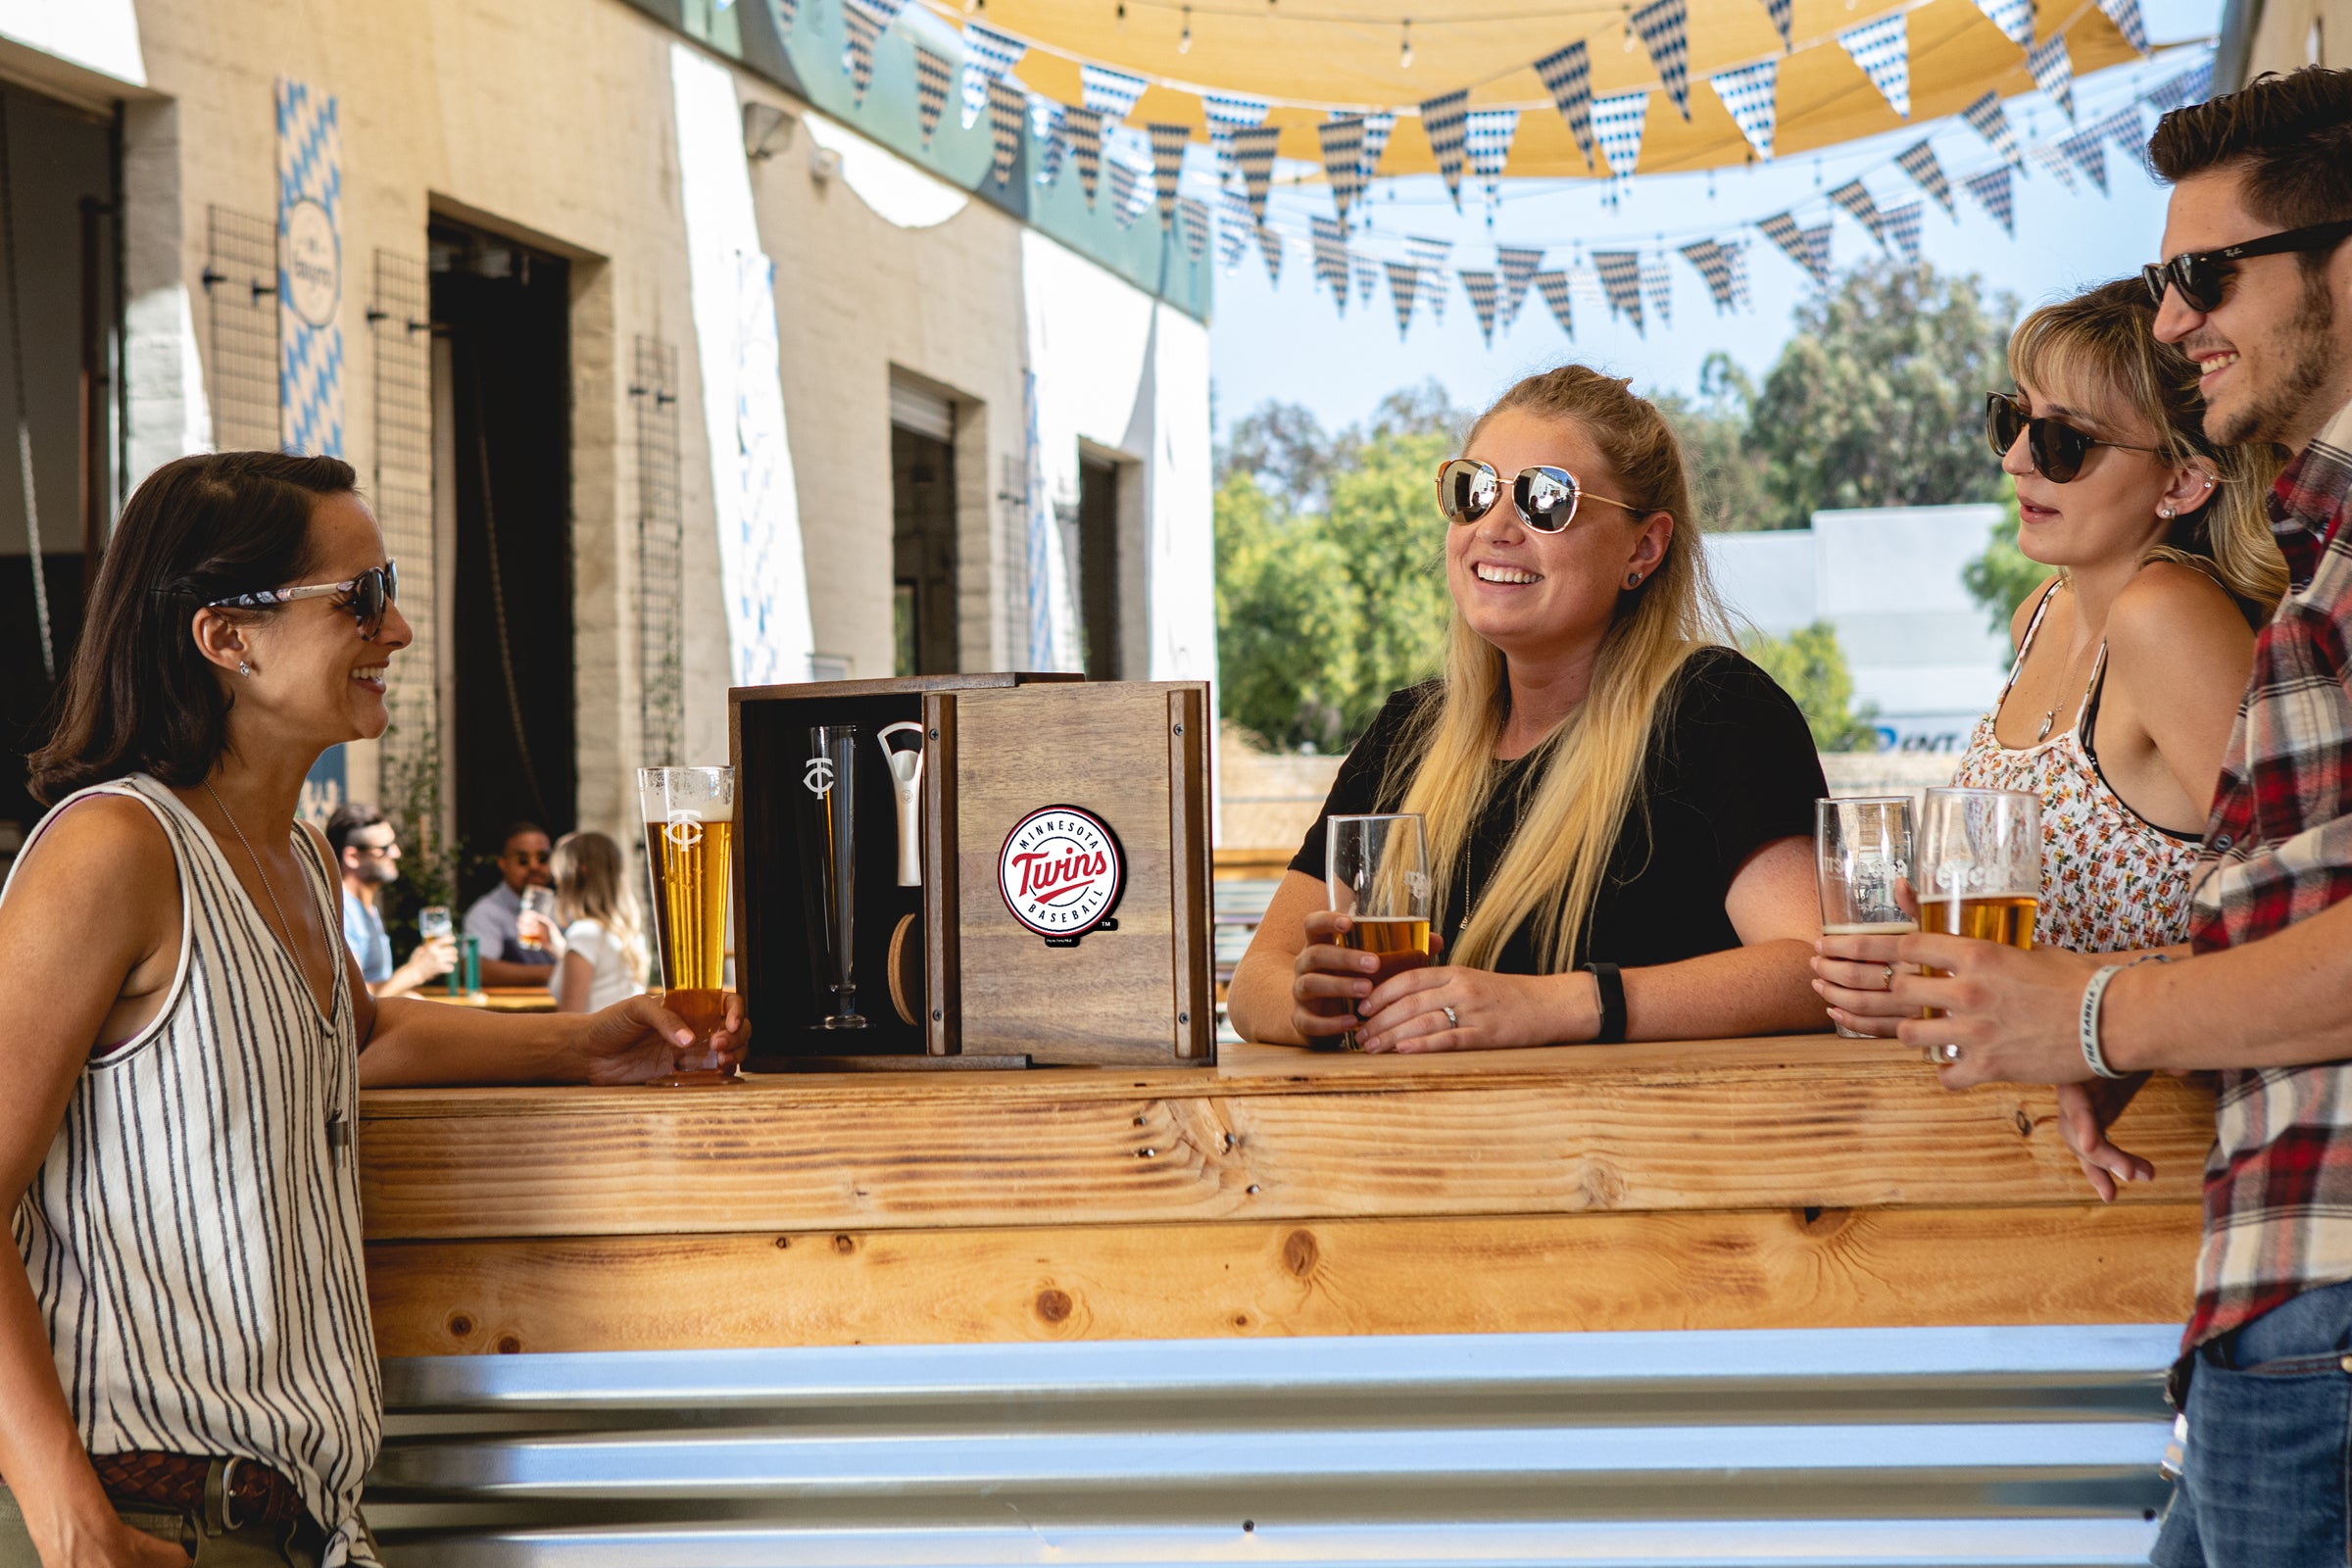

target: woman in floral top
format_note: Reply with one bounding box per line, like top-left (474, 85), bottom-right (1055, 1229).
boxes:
top-left (1815, 277), bottom-right (2284, 1033)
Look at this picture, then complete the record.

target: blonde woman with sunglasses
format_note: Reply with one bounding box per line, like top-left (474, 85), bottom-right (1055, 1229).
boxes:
top-left (1814, 277), bottom-right (2284, 1038)
top-left (1227, 367), bottom-right (1832, 1053)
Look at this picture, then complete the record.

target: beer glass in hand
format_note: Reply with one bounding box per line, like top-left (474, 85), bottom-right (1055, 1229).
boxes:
top-left (417, 906), bottom-right (453, 943)
top-left (1325, 813), bottom-right (1432, 1052)
top-left (1916, 787), bottom-right (2040, 1018)
top-left (517, 887), bottom-right (557, 950)
top-left (1816, 795), bottom-right (1915, 1039)
top-left (638, 765), bottom-right (738, 1085)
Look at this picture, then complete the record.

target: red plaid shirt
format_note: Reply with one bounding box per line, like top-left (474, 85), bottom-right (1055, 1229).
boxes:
top-left (2184, 396), bottom-right (2352, 1350)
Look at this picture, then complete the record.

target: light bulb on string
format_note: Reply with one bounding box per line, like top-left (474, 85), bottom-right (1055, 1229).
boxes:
top-left (1116, 0), bottom-right (1127, 28)
top-left (1398, 19), bottom-right (1413, 68)
top-left (1179, 5), bottom-right (1193, 51)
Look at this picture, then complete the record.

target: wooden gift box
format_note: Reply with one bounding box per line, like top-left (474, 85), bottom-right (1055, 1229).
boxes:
top-left (728, 674), bottom-right (1214, 1069)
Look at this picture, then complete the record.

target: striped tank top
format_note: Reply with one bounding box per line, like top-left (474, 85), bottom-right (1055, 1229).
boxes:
top-left (2, 775), bottom-right (380, 1564)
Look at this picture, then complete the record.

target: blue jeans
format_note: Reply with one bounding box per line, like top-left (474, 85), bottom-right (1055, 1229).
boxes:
top-left (2154, 1274), bottom-right (2352, 1567)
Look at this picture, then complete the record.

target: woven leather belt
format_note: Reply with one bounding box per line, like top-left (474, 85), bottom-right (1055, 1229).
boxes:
top-left (91, 1451), bottom-right (308, 1530)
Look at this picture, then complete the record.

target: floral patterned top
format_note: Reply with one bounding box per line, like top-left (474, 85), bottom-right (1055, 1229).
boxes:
top-left (1950, 581), bottom-right (2202, 955)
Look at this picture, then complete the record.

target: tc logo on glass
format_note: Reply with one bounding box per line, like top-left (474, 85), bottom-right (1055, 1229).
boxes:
top-left (997, 805), bottom-right (1125, 948)
top-left (803, 757), bottom-right (835, 796)
top-left (661, 810), bottom-right (704, 852)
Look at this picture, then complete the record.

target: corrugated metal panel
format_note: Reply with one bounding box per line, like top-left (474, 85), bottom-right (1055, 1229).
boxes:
top-left (369, 1325), bottom-right (2176, 1564)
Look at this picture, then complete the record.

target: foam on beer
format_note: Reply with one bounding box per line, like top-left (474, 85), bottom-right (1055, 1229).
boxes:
top-left (638, 780), bottom-right (734, 824)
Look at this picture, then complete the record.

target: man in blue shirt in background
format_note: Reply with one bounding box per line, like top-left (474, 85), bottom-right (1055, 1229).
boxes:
top-left (327, 803), bottom-right (457, 998)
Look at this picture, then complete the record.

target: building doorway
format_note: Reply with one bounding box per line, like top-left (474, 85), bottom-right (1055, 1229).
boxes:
top-left (0, 85), bottom-right (118, 856)
top-left (1076, 449), bottom-right (1122, 679)
top-left (429, 219), bottom-right (574, 888)
top-left (890, 376), bottom-right (958, 677)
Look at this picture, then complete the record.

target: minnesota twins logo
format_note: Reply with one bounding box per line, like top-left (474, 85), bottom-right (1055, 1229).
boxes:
top-left (804, 757), bottom-right (835, 796)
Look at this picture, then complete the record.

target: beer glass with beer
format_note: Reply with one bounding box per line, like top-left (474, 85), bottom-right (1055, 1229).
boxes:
top-left (1325, 813), bottom-right (1432, 1052)
top-left (1816, 796), bottom-right (1915, 1039)
top-left (637, 765), bottom-right (737, 1085)
top-left (1916, 787), bottom-right (2040, 999)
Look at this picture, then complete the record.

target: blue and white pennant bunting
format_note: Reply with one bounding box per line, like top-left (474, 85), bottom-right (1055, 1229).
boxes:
top-left (1629, 0), bottom-right (1692, 121)
top-left (1838, 12), bottom-right (1910, 119)
top-left (1081, 63), bottom-right (1148, 122)
top-left (1534, 42), bottom-right (1596, 167)
top-left (1961, 90), bottom-right (2024, 166)
top-left (1592, 250), bottom-right (1644, 335)
top-left (1535, 270), bottom-right (1576, 338)
top-left (913, 45), bottom-right (954, 144)
top-left (2027, 32), bottom-right (2076, 122)
top-left (958, 22), bottom-right (1025, 129)
top-left (1960, 164), bottom-right (2015, 235)
top-left (1231, 122), bottom-right (1281, 224)
top-left (1318, 116), bottom-right (1367, 223)
top-left (1894, 138), bottom-right (1956, 217)
top-left (1710, 59), bottom-right (1778, 160)
top-left (1464, 109), bottom-right (1518, 217)
top-left (1458, 270), bottom-right (1500, 346)
top-left (1881, 198), bottom-right (1925, 263)
top-left (1419, 89), bottom-right (1472, 211)
top-left (1149, 122), bottom-right (1191, 228)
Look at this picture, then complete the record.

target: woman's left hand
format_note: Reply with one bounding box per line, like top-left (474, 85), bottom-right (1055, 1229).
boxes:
top-left (1353, 965), bottom-right (1584, 1054)
top-left (569, 993), bottom-right (752, 1084)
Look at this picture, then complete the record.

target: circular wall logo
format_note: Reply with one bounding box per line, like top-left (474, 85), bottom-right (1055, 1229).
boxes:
top-left (283, 199), bottom-right (339, 328)
top-left (997, 806), bottom-right (1124, 942)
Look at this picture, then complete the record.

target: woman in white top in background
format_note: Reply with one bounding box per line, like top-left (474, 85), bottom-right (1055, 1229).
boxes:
top-left (545, 831), bottom-right (650, 1013)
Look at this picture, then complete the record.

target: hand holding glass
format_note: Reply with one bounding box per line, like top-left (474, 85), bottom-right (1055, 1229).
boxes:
top-left (638, 765), bottom-right (738, 1085)
top-left (1815, 796), bottom-right (1916, 1040)
top-left (1915, 787), bottom-right (2040, 1026)
top-left (1325, 813), bottom-right (1432, 1052)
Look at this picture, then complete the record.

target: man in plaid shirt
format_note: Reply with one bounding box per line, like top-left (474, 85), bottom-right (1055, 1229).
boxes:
top-left (1874, 68), bottom-right (2352, 1567)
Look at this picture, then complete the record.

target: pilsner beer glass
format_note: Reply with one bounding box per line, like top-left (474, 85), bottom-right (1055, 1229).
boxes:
top-left (1816, 796), bottom-right (1916, 1040)
top-left (517, 886), bottom-right (556, 951)
top-left (1325, 813), bottom-right (1432, 1052)
top-left (796, 726), bottom-right (865, 1030)
top-left (1916, 787), bottom-right (2040, 949)
top-left (637, 765), bottom-right (738, 1084)
top-left (416, 906), bottom-right (452, 942)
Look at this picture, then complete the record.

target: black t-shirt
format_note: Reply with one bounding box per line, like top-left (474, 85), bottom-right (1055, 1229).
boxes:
top-left (1290, 646), bottom-right (1826, 972)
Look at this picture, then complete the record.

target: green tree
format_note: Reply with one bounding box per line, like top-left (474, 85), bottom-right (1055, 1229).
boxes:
top-left (1214, 383), bottom-right (1465, 750)
top-left (1214, 468), bottom-right (1364, 752)
top-left (1658, 352), bottom-right (1776, 531)
top-left (1961, 495), bottom-right (2048, 637)
top-left (1740, 620), bottom-right (1880, 752)
top-left (1745, 259), bottom-right (2018, 530)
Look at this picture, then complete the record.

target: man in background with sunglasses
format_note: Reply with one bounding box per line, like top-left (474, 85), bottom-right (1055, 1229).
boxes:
top-left (463, 820), bottom-right (562, 987)
top-left (1886, 67), bottom-right (2352, 1568)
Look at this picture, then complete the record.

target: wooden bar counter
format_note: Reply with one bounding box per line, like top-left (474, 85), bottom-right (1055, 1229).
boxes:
top-left (358, 1039), bottom-right (2215, 1358)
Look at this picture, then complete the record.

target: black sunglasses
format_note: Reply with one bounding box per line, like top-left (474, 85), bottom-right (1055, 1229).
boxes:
top-left (1984, 393), bottom-right (2159, 484)
top-left (206, 561), bottom-right (400, 641)
top-left (2140, 218), bottom-right (2352, 314)
top-left (1436, 458), bottom-right (1644, 533)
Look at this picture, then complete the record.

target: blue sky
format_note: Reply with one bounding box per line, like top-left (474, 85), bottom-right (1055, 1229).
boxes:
top-left (1204, 0), bottom-right (2225, 435)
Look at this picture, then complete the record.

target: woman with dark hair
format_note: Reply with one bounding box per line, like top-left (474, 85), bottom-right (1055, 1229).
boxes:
top-left (0, 453), bottom-right (748, 1566)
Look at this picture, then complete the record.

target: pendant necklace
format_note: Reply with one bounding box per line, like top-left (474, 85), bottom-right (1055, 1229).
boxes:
top-left (205, 782), bottom-right (303, 973)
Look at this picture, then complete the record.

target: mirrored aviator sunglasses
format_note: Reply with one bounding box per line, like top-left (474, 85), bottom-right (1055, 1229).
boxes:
top-left (1435, 459), bottom-right (1588, 532)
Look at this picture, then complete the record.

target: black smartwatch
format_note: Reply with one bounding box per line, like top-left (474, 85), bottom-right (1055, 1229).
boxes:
top-left (1582, 961), bottom-right (1627, 1044)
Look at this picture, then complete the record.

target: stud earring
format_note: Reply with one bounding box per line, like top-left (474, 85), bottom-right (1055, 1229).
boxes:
top-left (238, 661), bottom-right (253, 677)
top-left (2158, 505), bottom-right (2176, 519)
top-left (1624, 571), bottom-right (1642, 588)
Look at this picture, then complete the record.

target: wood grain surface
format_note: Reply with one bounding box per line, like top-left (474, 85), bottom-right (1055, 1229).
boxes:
top-left (357, 1041), bottom-right (2215, 1241)
top-left (366, 1202), bottom-right (2201, 1355)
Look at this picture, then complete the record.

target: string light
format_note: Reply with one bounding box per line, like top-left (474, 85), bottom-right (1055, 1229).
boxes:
top-left (1179, 3), bottom-right (1193, 50)
top-left (1398, 18), bottom-right (1413, 67)
top-left (1116, 0), bottom-right (1127, 26)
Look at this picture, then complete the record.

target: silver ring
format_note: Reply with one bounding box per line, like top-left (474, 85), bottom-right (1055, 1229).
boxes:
top-left (1938, 1042), bottom-right (1961, 1062)
top-left (1442, 1005), bottom-right (1459, 1027)
top-left (1882, 964), bottom-right (1895, 989)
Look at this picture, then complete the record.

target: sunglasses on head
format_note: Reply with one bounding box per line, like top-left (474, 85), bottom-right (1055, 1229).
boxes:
top-left (2140, 218), bottom-right (2352, 314)
top-left (1984, 393), bottom-right (2158, 484)
top-left (1436, 458), bottom-right (1644, 533)
top-left (208, 561), bottom-right (400, 641)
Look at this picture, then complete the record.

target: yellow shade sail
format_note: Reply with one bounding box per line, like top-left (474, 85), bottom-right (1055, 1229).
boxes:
top-left (964, 0), bottom-right (2142, 175)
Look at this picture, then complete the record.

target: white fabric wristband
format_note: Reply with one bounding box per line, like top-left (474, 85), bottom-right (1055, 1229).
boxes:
top-left (2079, 954), bottom-right (2170, 1079)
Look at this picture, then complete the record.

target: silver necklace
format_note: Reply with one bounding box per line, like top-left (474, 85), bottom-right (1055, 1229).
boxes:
top-left (203, 781), bottom-right (303, 971)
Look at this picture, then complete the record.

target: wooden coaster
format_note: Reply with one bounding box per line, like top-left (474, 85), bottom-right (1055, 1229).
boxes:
top-left (887, 912), bottom-right (922, 1026)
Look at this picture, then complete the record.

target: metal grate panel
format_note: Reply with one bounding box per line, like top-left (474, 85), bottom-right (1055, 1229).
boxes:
top-left (630, 337), bottom-right (683, 768)
top-left (203, 205), bottom-right (278, 452)
top-left (370, 251), bottom-right (436, 767)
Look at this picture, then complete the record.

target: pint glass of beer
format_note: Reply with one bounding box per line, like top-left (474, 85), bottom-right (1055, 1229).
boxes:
top-left (1816, 795), bottom-right (1916, 1039)
top-left (637, 765), bottom-right (737, 1085)
top-left (1916, 789), bottom-right (2040, 1025)
top-left (1325, 813), bottom-right (1432, 1051)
